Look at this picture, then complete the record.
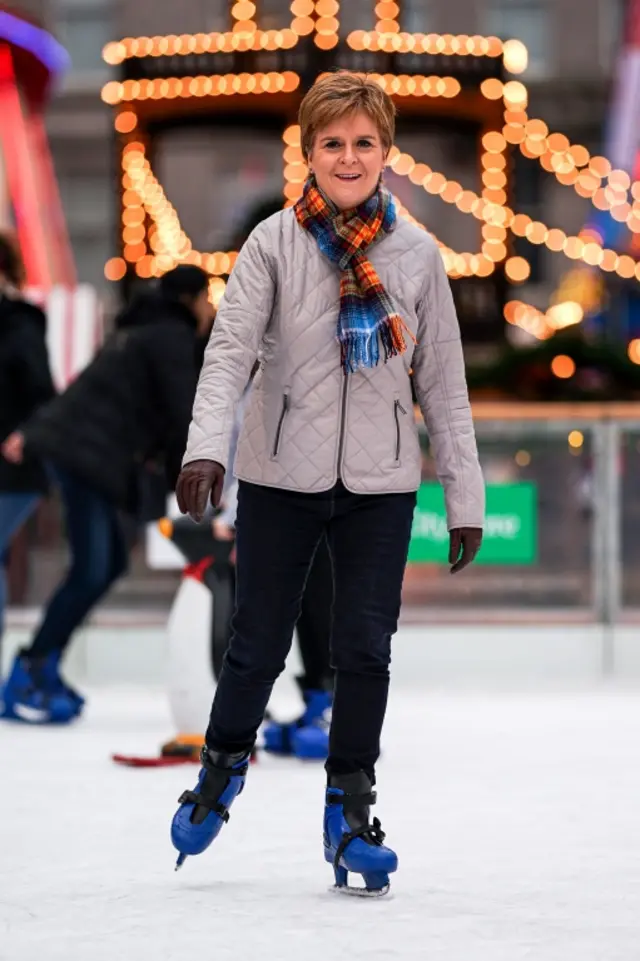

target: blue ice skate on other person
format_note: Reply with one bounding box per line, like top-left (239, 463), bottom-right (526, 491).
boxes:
top-left (171, 747), bottom-right (250, 869)
top-left (324, 771), bottom-right (397, 897)
top-left (263, 688), bottom-right (331, 760)
top-left (0, 651), bottom-right (77, 723)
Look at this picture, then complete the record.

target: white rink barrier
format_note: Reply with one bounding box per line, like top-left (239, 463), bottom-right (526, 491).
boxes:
top-left (24, 284), bottom-right (103, 391)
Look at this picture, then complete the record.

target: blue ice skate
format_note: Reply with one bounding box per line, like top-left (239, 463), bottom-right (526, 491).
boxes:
top-left (263, 689), bottom-right (331, 760)
top-left (0, 652), bottom-right (77, 724)
top-left (324, 771), bottom-right (397, 897)
top-left (40, 652), bottom-right (86, 716)
top-left (171, 747), bottom-right (250, 870)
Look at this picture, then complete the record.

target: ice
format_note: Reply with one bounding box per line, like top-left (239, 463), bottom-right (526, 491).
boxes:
top-left (2, 684), bottom-right (640, 960)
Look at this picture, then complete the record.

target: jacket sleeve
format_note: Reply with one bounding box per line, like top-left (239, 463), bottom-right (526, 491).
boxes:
top-left (183, 226), bottom-right (276, 469)
top-left (142, 324), bottom-right (199, 488)
top-left (411, 243), bottom-right (485, 530)
top-left (14, 313), bottom-right (56, 412)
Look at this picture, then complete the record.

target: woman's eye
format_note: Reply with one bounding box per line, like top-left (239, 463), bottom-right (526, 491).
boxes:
top-left (325, 140), bottom-right (341, 149)
top-left (358, 140), bottom-right (373, 148)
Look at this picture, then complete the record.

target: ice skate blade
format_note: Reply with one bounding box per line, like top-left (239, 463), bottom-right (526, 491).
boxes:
top-left (331, 883), bottom-right (391, 899)
top-left (175, 853), bottom-right (188, 872)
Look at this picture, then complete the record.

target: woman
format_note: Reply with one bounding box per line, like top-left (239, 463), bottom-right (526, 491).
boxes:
top-left (171, 72), bottom-right (485, 896)
top-left (0, 233), bottom-right (64, 715)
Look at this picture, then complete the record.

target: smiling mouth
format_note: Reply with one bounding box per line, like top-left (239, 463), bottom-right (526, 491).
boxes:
top-left (335, 173), bottom-right (362, 181)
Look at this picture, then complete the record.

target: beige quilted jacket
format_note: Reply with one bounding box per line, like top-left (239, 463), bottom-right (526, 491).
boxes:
top-left (184, 209), bottom-right (485, 529)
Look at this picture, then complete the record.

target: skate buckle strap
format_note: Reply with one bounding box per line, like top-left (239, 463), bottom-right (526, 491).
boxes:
top-left (327, 790), bottom-right (377, 809)
top-left (177, 790), bottom-right (231, 823)
top-left (333, 817), bottom-right (386, 871)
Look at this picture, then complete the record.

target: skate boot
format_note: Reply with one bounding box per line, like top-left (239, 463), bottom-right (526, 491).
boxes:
top-left (263, 689), bottom-right (331, 760)
top-left (324, 771), bottom-right (397, 897)
top-left (40, 652), bottom-right (86, 716)
top-left (170, 746), bottom-right (250, 870)
top-left (0, 651), bottom-right (77, 724)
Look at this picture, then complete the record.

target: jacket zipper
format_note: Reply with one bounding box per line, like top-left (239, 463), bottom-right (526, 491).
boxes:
top-left (394, 399), bottom-right (407, 462)
top-left (272, 393), bottom-right (289, 458)
top-left (336, 372), bottom-right (349, 477)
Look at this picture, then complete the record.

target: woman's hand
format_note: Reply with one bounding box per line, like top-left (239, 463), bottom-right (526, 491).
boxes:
top-left (448, 527), bottom-right (483, 574)
top-left (1, 431), bottom-right (24, 464)
top-left (176, 459), bottom-right (225, 522)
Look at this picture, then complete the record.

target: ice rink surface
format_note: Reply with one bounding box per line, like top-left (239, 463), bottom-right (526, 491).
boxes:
top-left (2, 684), bottom-right (640, 961)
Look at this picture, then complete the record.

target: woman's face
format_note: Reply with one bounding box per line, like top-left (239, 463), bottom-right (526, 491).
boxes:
top-left (307, 110), bottom-right (388, 210)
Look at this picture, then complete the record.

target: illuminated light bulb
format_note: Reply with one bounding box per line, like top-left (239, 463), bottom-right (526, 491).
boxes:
top-left (291, 0), bottom-right (314, 14)
top-left (456, 190), bottom-right (477, 214)
top-left (589, 156), bottom-right (611, 178)
top-left (592, 188), bottom-right (610, 211)
top-left (114, 111), bottom-right (138, 134)
top-left (608, 169), bottom-right (631, 190)
top-left (316, 16), bottom-right (340, 34)
top-left (424, 172), bottom-right (446, 195)
top-left (284, 163), bottom-right (307, 182)
top-left (502, 80), bottom-right (528, 105)
top-left (545, 228), bottom-right (567, 252)
top-left (123, 243), bottom-right (147, 263)
top-left (104, 257), bottom-right (127, 281)
top-left (317, 0), bottom-right (340, 13)
top-left (441, 181), bottom-right (463, 204)
top-left (550, 355), bottom-right (575, 379)
top-left (485, 35), bottom-right (503, 56)
top-left (482, 241), bottom-right (507, 262)
top-left (503, 124), bottom-right (525, 145)
top-left (525, 119), bottom-right (548, 142)
top-left (628, 339), bottom-right (640, 364)
top-left (600, 250), bottom-right (620, 272)
top-left (482, 152), bottom-right (507, 172)
top-left (505, 256), bottom-right (531, 283)
top-left (482, 224), bottom-right (507, 242)
top-left (348, 30), bottom-right (366, 50)
top-left (480, 78), bottom-right (504, 100)
top-left (611, 203), bottom-right (632, 223)
top-left (616, 255), bottom-right (636, 279)
top-left (101, 82), bottom-right (124, 105)
top-left (503, 38), bottom-right (528, 74)
top-left (283, 125), bottom-right (301, 147)
top-left (392, 153), bottom-right (415, 176)
top-left (292, 16), bottom-right (315, 34)
top-left (314, 32), bottom-right (339, 49)
top-left (525, 221), bottom-right (548, 245)
top-left (475, 258), bottom-right (495, 277)
top-left (482, 131), bottom-right (507, 153)
top-left (573, 239), bottom-right (598, 264)
top-left (408, 162), bottom-right (431, 185)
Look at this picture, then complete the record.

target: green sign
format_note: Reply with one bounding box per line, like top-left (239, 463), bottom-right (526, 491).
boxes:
top-left (408, 482), bottom-right (537, 565)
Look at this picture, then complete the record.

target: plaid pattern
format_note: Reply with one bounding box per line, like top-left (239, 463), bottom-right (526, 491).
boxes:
top-left (294, 178), bottom-right (413, 374)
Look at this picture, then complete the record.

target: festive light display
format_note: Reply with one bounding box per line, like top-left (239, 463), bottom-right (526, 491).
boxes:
top-left (103, 9), bottom-right (640, 342)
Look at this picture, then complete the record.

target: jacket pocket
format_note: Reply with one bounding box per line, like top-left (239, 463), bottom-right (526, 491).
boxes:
top-left (271, 391), bottom-right (290, 460)
top-left (393, 397), bottom-right (407, 465)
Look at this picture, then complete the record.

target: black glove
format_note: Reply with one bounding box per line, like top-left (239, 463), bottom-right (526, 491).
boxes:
top-left (448, 527), bottom-right (483, 574)
top-left (176, 459), bottom-right (225, 523)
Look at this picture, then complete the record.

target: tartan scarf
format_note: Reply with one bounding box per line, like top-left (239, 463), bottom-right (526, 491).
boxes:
top-left (294, 178), bottom-right (412, 374)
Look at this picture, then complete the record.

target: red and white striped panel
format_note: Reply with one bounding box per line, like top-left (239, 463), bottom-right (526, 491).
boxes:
top-left (24, 285), bottom-right (104, 391)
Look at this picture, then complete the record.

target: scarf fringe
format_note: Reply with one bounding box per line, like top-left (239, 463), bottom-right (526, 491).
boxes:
top-left (340, 314), bottom-right (415, 373)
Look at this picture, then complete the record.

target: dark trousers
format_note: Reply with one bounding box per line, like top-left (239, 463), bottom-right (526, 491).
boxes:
top-left (296, 533), bottom-right (333, 692)
top-left (27, 467), bottom-right (128, 659)
top-left (206, 480), bottom-right (416, 778)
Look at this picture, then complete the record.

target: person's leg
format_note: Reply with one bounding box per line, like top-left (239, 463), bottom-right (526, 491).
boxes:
top-left (321, 485), bottom-right (416, 895)
top-left (205, 481), bottom-right (326, 754)
top-left (25, 469), bottom-right (127, 659)
top-left (327, 486), bottom-right (416, 781)
top-left (296, 533), bottom-right (334, 691)
top-left (171, 481), bottom-right (328, 866)
top-left (0, 492), bottom-right (41, 650)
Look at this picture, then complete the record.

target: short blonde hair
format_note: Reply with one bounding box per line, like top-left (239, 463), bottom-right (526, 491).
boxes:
top-left (298, 72), bottom-right (396, 162)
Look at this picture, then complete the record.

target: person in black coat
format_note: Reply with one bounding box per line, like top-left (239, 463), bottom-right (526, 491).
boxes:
top-left (0, 264), bottom-right (213, 723)
top-left (0, 233), bottom-right (56, 670)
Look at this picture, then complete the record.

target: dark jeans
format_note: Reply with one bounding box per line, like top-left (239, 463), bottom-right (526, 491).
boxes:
top-left (26, 467), bottom-right (128, 659)
top-left (206, 480), bottom-right (416, 778)
top-left (296, 533), bottom-right (333, 692)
